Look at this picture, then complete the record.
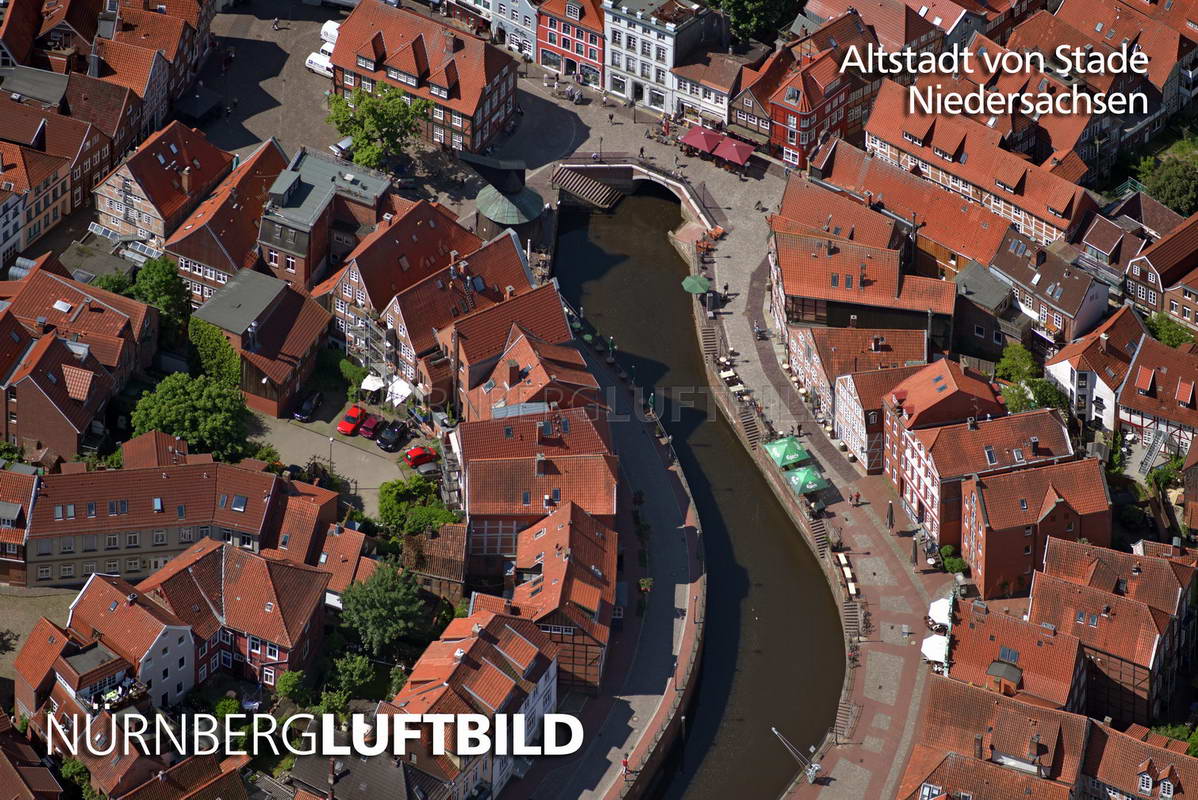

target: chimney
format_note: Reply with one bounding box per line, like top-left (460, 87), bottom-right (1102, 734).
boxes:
top-left (87, 51), bottom-right (100, 78)
top-left (471, 622), bottom-right (481, 634)
top-left (126, 593), bottom-right (136, 606)
top-left (156, 771), bottom-right (165, 782)
top-left (327, 758), bottom-right (335, 787)
top-left (1028, 733), bottom-right (1040, 761)
top-left (1132, 562), bottom-right (1142, 575)
top-left (535, 452), bottom-right (547, 475)
top-left (871, 335), bottom-right (881, 352)
top-left (453, 647), bottom-right (465, 661)
top-left (974, 733), bottom-right (983, 760)
top-left (848, 314), bottom-right (858, 328)
top-left (1099, 332), bottom-right (1108, 353)
top-left (181, 166), bottom-right (192, 195)
top-left (967, 416), bottom-right (977, 430)
top-left (443, 29), bottom-right (454, 54)
top-left (1029, 435), bottom-right (1039, 456)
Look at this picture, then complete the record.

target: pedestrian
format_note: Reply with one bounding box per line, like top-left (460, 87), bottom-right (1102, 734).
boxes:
top-left (621, 754), bottom-right (630, 775)
top-left (639, 146), bottom-right (645, 159)
top-left (723, 282), bottom-right (730, 297)
top-left (232, 96), bottom-right (239, 110)
top-left (271, 16), bottom-right (279, 30)
top-left (608, 112), bottom-right (614, 125)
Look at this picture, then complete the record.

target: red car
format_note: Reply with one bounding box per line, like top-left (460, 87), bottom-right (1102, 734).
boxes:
top-left (404, 445), bottom-right (438, 467)
top-left (358, 414), bottom-right (383, 439)
top-left (337, 405), bottom-right (366, 435)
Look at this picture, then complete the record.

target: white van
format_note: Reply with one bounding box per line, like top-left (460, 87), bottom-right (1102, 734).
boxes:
top-left (305, 51), bottom-right (334, 78)
top-left (320, 20), bottom-right (340, 44)
top-left (319, 40), bottom-right (334, 58)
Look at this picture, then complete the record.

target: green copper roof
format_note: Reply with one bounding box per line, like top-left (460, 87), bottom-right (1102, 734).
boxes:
top-left (476, 184), bottom-right (544, 225)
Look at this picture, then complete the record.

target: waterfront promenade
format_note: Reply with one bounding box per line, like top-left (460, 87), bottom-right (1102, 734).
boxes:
top-left (473, 71), bottom-right (954, 798)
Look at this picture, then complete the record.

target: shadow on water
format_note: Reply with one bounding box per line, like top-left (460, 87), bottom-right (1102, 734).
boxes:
top-left (553, 184), bottom-right (844, 800)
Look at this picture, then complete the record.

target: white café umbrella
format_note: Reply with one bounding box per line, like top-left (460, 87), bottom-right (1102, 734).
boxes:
top-left (928, 597), bottom-right (952, 627)
top-left (921, 634), bottom-right (949, 664)
top-left (360, 374), bottom-right (385, 392)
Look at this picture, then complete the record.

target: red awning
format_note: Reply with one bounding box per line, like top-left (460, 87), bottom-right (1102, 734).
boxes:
top-left (1178, 380), bottom-right (1194, 405)
top-left (713, 136), bottom-right (755, 166)
top-left (680, 125), bottom-right (722, 154)
top-left (1135, 366), bottom-right (1155, 392)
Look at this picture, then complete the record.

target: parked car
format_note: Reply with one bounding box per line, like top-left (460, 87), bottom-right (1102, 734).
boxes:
top-left (415, 461), bottom-right (441, 479)
top-left (376, 420), bottom-right (408, 452)
top-left (359, 414), bottom-right (383, 439)
top-left (404, 445), bottom-right (438, 467)
top-left (329, 136), bottom-right (353, 160)
top-left (293, 391), bottom-right (322, 423)
top-left (337, 405), bottom-right (367, 435)
top-left (305, 52), bottom-right (333, 78)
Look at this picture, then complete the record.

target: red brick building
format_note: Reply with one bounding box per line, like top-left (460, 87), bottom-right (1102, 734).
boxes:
top-left (961, 458), bottom-right (1111, 598)
top-left (461, 328), bottom-right (599, 422)
top-left (786, 326), bottom-right (925, 420)
top-left (330, 0), bottom-right (518, 153)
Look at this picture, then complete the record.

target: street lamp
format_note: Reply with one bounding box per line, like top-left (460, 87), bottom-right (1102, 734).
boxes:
top-left (599, 135), bottom-right (603, 160)
top-left (328, 437), bottom-right (334, 473)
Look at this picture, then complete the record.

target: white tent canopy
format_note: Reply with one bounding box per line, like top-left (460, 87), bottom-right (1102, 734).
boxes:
top-left (928, 597), bottom-right (952, 627)
top-left (361, 374), bottom-right (385, 392)
top-left (387, 377), bottom-right (414, 405)
top-left (921, 634), bottom-right (949, 664)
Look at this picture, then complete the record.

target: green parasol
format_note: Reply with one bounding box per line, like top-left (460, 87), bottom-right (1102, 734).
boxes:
top-left (764, 437), bottom-right (810, 469)
top-left (681, 274), bottom-right (712, 294)
top-left (786, 466), bottom-right (830, 495)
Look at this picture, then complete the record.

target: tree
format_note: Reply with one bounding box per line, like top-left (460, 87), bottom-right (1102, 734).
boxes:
top-left (340, 358), bottom-right (367, 402)
top-left (60, 758), bottom-right (104, 800)
top-left (327, 85), bottom-right (432, 170)
top-left (1146, 312), bottom-right (1197, 347)
top-left (334, 653), bottom-right (375, 695)
top-left (1150, 454), bottom-right (1185, 492)
top-left (388, 665), bottom-right (409, 696)
top-left (92, 271), bottom-right (133, 295)
top-left (131, 373), bottom-right (250, 461)
top-left (313, 688), bottom-right (351, 722)
top-left (274, 669), bottom-right (305, 702)
top-left (1024, 378), bottom-right (1070, 413)
top-left (131, 256), bottom-right (190, 339)
top-left (377, 475), bottom-right (457, 535)
top-left (214, 697), bottom-right (240, 718)
top-left (996, 343), bottom-right (1037, 384)
top-left (1145, 158), bottom-right (1198, 216)
top-left (340, 562), bottom-right (424, 656)
top-left (720, 0), bottom-right (787, 40)
top-left (188, 317), bottom-right (241, 386)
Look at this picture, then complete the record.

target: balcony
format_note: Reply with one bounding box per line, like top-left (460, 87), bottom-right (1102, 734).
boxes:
top-left (81, 677), bottom-right (150, 715)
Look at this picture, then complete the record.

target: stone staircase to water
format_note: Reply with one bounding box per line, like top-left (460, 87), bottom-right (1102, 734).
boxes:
top-left (738, 404), bottom-right (761, 449)
top-left (551, 166), bottom-right (622, 209)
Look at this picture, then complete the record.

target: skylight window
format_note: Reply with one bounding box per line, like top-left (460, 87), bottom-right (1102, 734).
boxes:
top-left (231, 495), bottom-right (248, 513)
top-left (153, 497), bottom-right (163, 513)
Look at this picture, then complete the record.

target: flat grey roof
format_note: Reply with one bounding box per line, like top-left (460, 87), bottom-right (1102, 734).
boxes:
top-left (194, 269), bottom-right (286, 335)
top-left (0, 66), bottom-right (69, 106)
top-left (263, 149), bottom-right (390, 228)
top-left (956, 261), bottom-right (1010, 311)
top-left (0, 501), bottom-right (21, 519)
top-left (57, 240), bottom-right (136, 281)
top-left (64, 641), bottom-right (122, 675)
top-left (8, 463), bottom-right (38, 475)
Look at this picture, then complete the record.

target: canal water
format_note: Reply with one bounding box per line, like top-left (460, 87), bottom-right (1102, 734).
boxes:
top-left (553, 184), bottom-right (844, 799)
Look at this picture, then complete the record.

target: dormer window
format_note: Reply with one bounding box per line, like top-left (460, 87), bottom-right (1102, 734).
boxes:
top-left (933, 146), bottom-right (953, 162)
top-left (1162, 780), bottom-right (1174, 798)
top-left (566, 1), bottom-right (582, 18)
top-left (357, 56), bottom-right (375, 71)
top-left (995, 178), bottom-right (1016, 193)
top-left (902, 131), bottom-right (924, 147)
top-left (430, 84), bottom-right (449, 98)
top-left (1140, 773), bottom-right (1153, 794)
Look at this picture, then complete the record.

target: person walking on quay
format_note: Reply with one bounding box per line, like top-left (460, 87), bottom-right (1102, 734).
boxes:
top-left (639, 146), bottom-right (645, 159)
top-left (609, 112), bottom-right (615, 125)
top-left (272, 17), bottom-right (279, 30)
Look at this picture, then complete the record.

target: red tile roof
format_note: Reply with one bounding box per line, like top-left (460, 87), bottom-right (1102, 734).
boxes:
top-left (0, 141), bottom-right (66, 194)
top-left (1055, 0), bottom-right (1192, 92)
top-left (540, 0), bottom-right (603, 31)
top-left (465, 329), bottom-right (598, 420)
top-left (0, 265), bottom-right (153, 375)
top-left (313, 523), bottom-right (377, 595)
top-left (13, 617), bottom-right (70, 692)
top-left (949, 599), bottom-right (1083, 708)
top-left (1084, 721), bottom-right (1198, 799)
top-left (1028, 570), bottom-right (1167, 668)
top-left (63, 74), bottom-right (136, 141)
top-left (236, 284), bottom-right (331, 387)
top-left (91, 37), bottom-right (163, 99)
top-left (913, 675), bottom-right (1089, 786)
top-left (386, 231), bottom-right (533, 357)
top-left (897, 745), bottom-right (1072, 800)
top-left (971, 458), bottom-right (1110, 532)
top-left (1119, 335), bottom-right (1198, 432)
top-left (773, 231), bottom-right (956, 315)
top-left (0, 98), bottom-right (97, 170)
top-left (438, 284), bottom-right (572, 367)
top-left (805, 0), bottom-right (938, 50)
top-left (802, 327), bottom-right (926, 386)
top-left (67, 574), bottom-right (184, 666)
top-left (403, 522), bottom-right (465, 584)
top-left (912, 409), bottom-right (1071, 479)
top-left (0, 0), bottom-right (41, 65)
top-left (332, 0), bottom-right (517, 117)
top-left (990, 230), bottom-right (1100, 319)
top-left (6, 321), bottom-right (114, 435)
top-left (456, 406), bottom-right (612, 462)
top-left (1042, 537), bottom-right (1195, 618)
top-left (139, 539), bottom-right (329, 648)
top-left (103, 121), bottom-right (233, 227)
top-left (811, 139), bottom-right (1013, 266)
top-left (887, 359), bottom-right (1005, 429)
top-left (166, 139), bottom-right (289, 274)
top-left (120, 430), bottom-right (190, 470)
top-left (841, 364), bottom-right (926, 410)
top-left (341, 200), bottom-right (482, 309)
top-left (465, 453), bottom-right (618, 520)
top-left (774, 176), bottom-right (897, 248)
top-left (865, 80), bottom-right (1096, 235)
top-left (111, 7), bottom-right (191, 66)
top-left (1046, 306), bottom-right (1146, 390)
top-left (118, 755), bottom-right (249, 800)
top-left (38, 0), bottom-right (102, 43)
